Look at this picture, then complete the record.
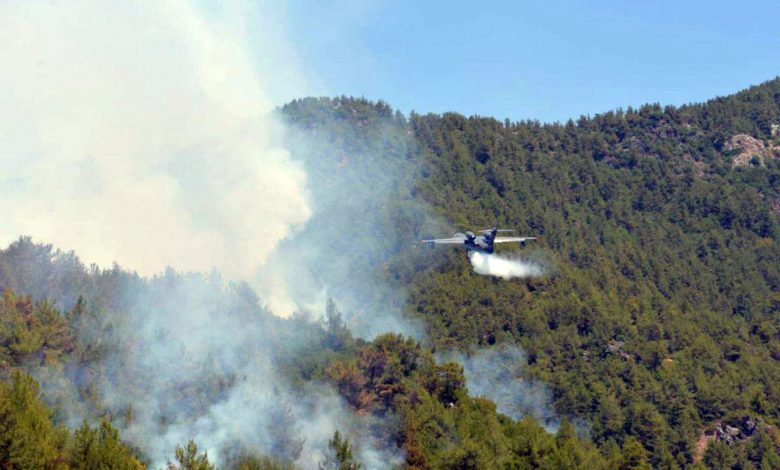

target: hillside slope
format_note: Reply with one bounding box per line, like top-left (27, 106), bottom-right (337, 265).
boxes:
top-left (2, 79), bottom-right (780, 468)
top-left (282, 78), bottom-right (780, 467)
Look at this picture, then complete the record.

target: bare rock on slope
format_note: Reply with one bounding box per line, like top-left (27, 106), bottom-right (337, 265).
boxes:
top-left (724, 134), bottom-right (775, 167)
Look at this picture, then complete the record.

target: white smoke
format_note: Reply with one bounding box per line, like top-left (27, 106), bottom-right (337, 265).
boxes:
top-left (78, 274), bottom-right (401, 469)
top-left (251, 102), bottom-right (430, 339)
top-left (441, 344), bottom-right (559, 432)
top-left (0, 1), bottom-right (405, 467)
top-left (0, 0), bottom-right (310, 279)
top-left (468, 252), bottom-right (545, 279)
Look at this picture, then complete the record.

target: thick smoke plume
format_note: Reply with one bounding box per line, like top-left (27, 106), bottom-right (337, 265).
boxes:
top-left (442, 344), bottom-right (559, 432)
top-left (0, 0), bottom-right (407, 467)
top-left (0, 0), bottom-right (310, 278)
top-left (0, 1), bottom-right (557, 466)
top-left (0, 0), bottom-right (428, 338)
top-left (468, 252), bottom-right (545, 279)
top-left (253, 101), bottom-right (432, 339)
top-left (87, 274), bottom-right (401, 468)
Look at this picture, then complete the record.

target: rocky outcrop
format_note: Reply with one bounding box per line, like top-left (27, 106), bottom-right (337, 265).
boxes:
top-left (603, 340), bottom-right (633, 361)
top-left (693, 416), bottom-right (771, 462)
top-left (724, 134), bottom-right (778, 167)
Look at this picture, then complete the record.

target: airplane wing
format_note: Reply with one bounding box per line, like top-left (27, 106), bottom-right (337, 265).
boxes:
top-left (421, 233), bottom-right (468, 244)
top-left (493, 236), bottom-right (537, 243)
top-left (421, 237), bottom-right (467, 244)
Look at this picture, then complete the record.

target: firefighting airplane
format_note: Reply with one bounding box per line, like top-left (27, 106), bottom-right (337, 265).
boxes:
top-left (421, 227), bottom-right (537, 254)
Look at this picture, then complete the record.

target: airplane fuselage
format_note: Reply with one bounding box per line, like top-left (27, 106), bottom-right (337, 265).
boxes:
top-left (463, 231), bottom-right (495, 254)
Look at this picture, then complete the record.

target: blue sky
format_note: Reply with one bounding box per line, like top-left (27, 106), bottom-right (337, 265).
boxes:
top-left (286, 0), bottom-right (780, 123)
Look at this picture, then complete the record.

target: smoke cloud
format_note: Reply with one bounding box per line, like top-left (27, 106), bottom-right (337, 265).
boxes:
top-left (442, 344), bottom-right (559, 432)
top-left (0, 1), bottom-right (557, 467)
top-left (0, 0), bottom-right (407, 467)
top-left (0, 0), bottom-right (310, 279)
top-left (252, 101), bottom-right (432, 339)
top-left (468, 252), bottom-right (545, 279)
top-left (86, 274), bottom-right (401, 468)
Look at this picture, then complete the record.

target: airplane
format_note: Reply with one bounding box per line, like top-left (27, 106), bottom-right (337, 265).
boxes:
top-left (421, 227), bottom-right (537, 254)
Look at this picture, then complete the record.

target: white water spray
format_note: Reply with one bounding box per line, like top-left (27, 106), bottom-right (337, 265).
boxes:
top-left (468, 252), bottom-right (545, 279)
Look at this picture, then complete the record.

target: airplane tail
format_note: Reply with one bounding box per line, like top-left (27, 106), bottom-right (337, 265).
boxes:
top-left (479, 227), bottom-right (515, 234)
top-left (480, 227), bottom-right (514, 241)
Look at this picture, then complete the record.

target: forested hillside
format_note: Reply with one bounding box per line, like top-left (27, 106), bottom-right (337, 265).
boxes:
top-left (282, 78), bottom-right (780, 467)
top-left (3, 78), bottom-right (780, 469)
top-left (402, 78), bottom-right (780, 468)
top-left (0, 244), bottom-right (614, 469)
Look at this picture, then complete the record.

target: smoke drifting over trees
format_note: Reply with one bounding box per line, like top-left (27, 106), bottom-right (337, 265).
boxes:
top-left (5, 0), bottom-right (780, 468)
top-left (0, 1), bottom-right (416, 467)
top-left (0, 242), bottom-right (408, 468)
top-left (440, 344), bottom-right (558, 431)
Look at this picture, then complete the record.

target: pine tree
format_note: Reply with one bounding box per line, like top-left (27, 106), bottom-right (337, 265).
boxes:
top-left (0, 371), bottom-right (61, 469)
top-left (320, 431), bottom-right (362, 470)
top-left (70, 418), bottom-right (143, 469)
top-left (168, 440), bottom-right (215, 470)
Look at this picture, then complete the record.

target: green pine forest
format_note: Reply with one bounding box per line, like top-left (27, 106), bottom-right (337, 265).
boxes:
top-left (3, 78), bottom-right (780, 468)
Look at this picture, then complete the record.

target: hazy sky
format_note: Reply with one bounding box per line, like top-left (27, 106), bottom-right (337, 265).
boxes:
top-left (286, 0), bottom-right (780, 122)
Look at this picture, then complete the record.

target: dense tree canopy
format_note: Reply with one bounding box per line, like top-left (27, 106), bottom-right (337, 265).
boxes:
top-left (282, 78), bottom-right (780, 467)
